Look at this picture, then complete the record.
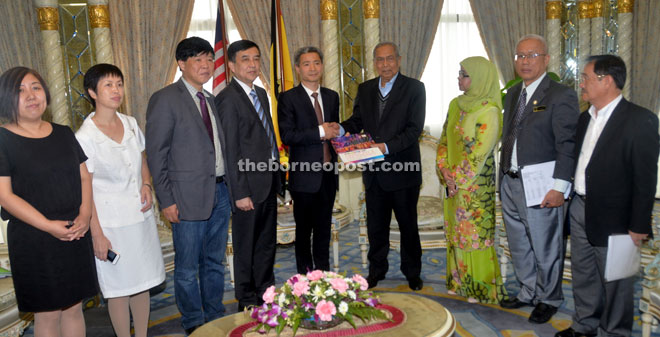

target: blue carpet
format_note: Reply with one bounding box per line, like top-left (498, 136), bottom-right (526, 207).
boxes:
top-left (21, 220), bottom-right (660, 337)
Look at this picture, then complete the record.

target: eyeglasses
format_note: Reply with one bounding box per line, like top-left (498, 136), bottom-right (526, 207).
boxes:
top-left (514, 53), bottom-right (546, 61)
top-left (579, 73), bottom-right (607, 82)
top-left (458, 70), bottom-right (469, 78)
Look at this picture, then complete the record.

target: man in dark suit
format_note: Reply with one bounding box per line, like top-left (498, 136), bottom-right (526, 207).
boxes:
top-left (498, 34), bottom-right (579, 324)
top-left (277, 46), bottom-right (340, 273)
top-left (555, 55), bottom-right (659, 337)
top-left (341, 42), bottom-right (425, 291)
top-left (215, 40), bottom-right (281, 311)
top-left (145, 37), bottom-right (231, 335)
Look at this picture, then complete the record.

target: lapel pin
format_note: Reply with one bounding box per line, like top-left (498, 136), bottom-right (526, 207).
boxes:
top-left (533, 100), bottom-right (538, 105)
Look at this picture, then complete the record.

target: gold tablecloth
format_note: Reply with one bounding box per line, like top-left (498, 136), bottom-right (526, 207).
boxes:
top-left (191, 292), bottom-right (455, 337)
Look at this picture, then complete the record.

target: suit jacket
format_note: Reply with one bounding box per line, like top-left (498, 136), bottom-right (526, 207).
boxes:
top-left (277, 84), bottom-right (339, 193)
top-left (145, 79), bottom-right (228, 220)
top-left (215, 80), bottom-right (282, 205)
top-left (500, 75), bottom-right (579, 182)
top-left (575, 98), bottom-right (659, 246)
top-left (341, 74), bottom-right (426, 191)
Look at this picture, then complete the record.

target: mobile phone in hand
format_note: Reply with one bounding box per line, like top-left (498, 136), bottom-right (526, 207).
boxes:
top-left (107, 249), bottom-right (120, 265)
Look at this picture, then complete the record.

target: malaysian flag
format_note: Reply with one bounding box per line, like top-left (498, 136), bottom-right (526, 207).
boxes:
top-left (212, 0), bottom-right (228, 96)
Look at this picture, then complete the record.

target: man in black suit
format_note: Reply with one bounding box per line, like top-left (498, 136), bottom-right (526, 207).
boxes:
top-left (215, 40), bottom-right (281, 311)
top-left (498, 34), bottom-right (579, 324)
top-left (278, 46), bottom-right (340, 273)
top-left (146, 37), bottom-right (231, 334)
top-left (341, 42), bottom-right (425, 291)
top-left (555, 55), bottom-right (659, 337)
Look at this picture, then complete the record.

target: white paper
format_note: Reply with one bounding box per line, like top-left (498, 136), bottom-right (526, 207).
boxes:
top-left (520, 161), bottom-right (571, 207)
top-left (337, 148), bottom-right (384, 164)
top-left (605, 234), bottom-right (641, 282)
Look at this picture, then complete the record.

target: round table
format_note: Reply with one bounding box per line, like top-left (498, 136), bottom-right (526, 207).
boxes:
top-left (191, 292), bottom-right (455, 337)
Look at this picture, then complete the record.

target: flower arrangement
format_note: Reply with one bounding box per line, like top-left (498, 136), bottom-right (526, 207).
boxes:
top-left (250, 270), bottom-right (389, 336)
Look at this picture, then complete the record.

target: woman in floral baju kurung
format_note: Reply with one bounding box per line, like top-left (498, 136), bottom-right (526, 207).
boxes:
top-left (437, 56), bottom-right (505, 303)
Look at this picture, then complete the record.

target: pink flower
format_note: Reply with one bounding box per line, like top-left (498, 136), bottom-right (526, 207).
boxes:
top-left (315, 300), bottom-right (337, 321)
top-left (287, 274), bottom-right (304, 286)
top-left (472, 242), bottom-right (480, 249)
top-left (352, 275), bottom-right (369, 291)
top-left (293, 280), bottom-right (310, 297)
top-left (262, 286), bottom-right (276, 304)
top-left (330, 278), bottom-right (349, 293)
top-left (471, 233), bottom-right (479, 240)
top-left (484, 239), bottom-right (492, 247)
top-left (307, 270), bottom-right (324, 281)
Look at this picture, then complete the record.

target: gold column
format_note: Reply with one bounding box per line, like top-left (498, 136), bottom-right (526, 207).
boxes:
top-left (362, 0), bottom-right (380, 80)
top-left (87, 0), bottom-right (114, 65)
top-left (590, 0), bottom-right (605, 55)
top-left (34, 0), bottom-right (69, 126)
top-left (618, 0), bottom-right (633, 97)
top-left (321, 0), bottom-right (339, 93)
top-left (546, 1), bottom-right (562, 75)
top-left (577, 0), bottom-right (592, 72)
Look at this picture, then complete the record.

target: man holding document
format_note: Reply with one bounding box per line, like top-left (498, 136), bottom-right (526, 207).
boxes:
top-left (556, 55), bottom-right (659, 337)
top-left (341, 42), bottom-right (425, 291)
top-left (498, 34), bottom-right (579, 324)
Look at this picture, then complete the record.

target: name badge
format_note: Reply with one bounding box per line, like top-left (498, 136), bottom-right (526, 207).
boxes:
top-left (533, 106), bottom-right (546, 112)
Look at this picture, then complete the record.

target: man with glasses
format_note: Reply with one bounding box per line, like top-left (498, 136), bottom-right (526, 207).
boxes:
top-left (556, 55), bottom-right (659, 337)
top-left (498, 34), bottom-right (579, 324)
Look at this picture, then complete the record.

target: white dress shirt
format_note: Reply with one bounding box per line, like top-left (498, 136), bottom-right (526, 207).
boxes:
top-left (300, 83), bottom-right (328, 139)
top-left (574, 94), bottom-right (623, 195)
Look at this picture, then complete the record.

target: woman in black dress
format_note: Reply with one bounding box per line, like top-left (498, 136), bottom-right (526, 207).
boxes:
top-left (0, 67), bottom-right (97, 336)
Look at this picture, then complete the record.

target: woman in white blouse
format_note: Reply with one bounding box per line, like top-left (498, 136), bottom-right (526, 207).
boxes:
top-left (76, 64), bottom-right (165, 337)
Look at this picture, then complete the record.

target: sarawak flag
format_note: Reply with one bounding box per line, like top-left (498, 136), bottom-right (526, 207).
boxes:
top-left (213, 0), bottom-right (229, 96)
top-left (270, 0), bottom-right (294, 154)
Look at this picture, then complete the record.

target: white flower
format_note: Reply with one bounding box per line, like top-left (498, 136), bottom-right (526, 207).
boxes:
top-left (324, 288), bottom-right (336, 297)
top-left (347, 290), bottom-right (356, 300)
top-left (278, 293), bottom-right (286, 306)
top-left (312, 285), bottom-right (325, 300)
top-left (338, 301), bottom-right (349, 315)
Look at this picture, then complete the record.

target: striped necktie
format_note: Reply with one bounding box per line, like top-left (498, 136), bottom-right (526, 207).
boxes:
top-left (250, 89), bottom-right (277, 157)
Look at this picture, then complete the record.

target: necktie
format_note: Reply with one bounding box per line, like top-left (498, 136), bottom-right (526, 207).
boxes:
top-left (312, 92), bottom-right (331, 163)
top-left (250, 89), bottom-right (277, 157)
top-left (501, 88), bottom-right (527, 173)
top-left (196, 92), bottom-right (214, 142)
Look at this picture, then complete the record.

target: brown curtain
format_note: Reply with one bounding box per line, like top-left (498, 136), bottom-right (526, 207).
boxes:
top-left (226, 0), bottom-right (271, 85)
top-left (0, 1), bottom-right (44, 74)
top-left (109, 0), bottom-right (195, 129)
top-left (379, 0), bottom-right (444, 80)
top-left (468, 0), bottom-right (545, 83)
top-left (281, 0), bottom-right (321, 84)
top-left (632, 0), bottom-right (660, 114)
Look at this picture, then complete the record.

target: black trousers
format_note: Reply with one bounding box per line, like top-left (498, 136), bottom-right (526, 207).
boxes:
top-left (290, 171), bottom-right (337, 274)
top-left (231, 173), bottom-right (278, 307)
top-left (365, 179), bottom-right (421, 279)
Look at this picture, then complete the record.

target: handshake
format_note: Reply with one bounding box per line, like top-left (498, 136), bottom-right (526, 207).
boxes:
top-left (321, 122), bottom-right (342, 140)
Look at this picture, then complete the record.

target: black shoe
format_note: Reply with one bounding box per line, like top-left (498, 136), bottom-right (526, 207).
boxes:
top-left (528, 302), bottom-right (558, 324)
top-left (499, 297), bottom-right (531, 309)
top-left (184, 325), bottom-right (199, 335)
top-left (407, 276), bottom-right (423, 290)
top-left (366, 275), bottom-right (385, 289)
top-left (554, 327), bottom-right (596, 337)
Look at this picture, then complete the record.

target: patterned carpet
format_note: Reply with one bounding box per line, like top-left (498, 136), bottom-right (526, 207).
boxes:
top-left (21, 220), bottom-right (660, 337)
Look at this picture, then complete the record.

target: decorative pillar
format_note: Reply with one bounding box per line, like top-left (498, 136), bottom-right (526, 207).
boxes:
top-left (546, 1), bottom-right (562, 75)
top-left (321, 0), bottom-right (339, 94)
top-left (87, 0), bottom-right (114, 65)
top-left (34, 0), bottom-right (69, 126)
top-left (618, 0), bottom-right (633, 98)
top-left (590, 0), bottom-right (605, 55)
top-left (362, 0), bottom-right (379, 80)
top-left (577, 0), bottom-right (592, 73)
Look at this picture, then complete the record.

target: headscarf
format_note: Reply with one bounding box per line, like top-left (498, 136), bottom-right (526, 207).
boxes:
top-left (456, 56), bottom-right (502, 113)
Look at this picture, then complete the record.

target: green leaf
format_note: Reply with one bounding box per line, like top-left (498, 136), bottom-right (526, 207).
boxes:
top-left (344, 314), bottom-right (357, 329)
top-left (292, 319), bottom-right (300, 336)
